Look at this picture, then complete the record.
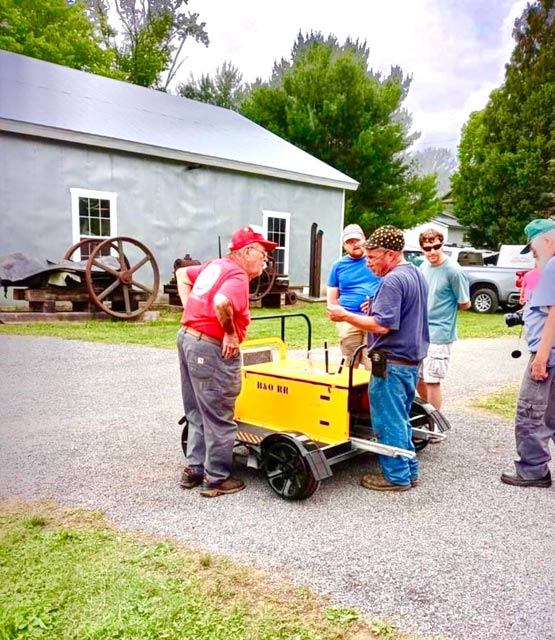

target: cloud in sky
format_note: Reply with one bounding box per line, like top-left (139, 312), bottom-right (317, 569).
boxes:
top-left (180, 0), bottom-right (529, 151)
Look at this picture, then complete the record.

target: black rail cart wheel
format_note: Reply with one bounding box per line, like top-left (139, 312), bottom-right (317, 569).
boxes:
top-left (411, 400), bottom-right (436, 452)
top-left (262, 437), bottom-right (320, 500)
top-left (413, 434), bottom-right (430, 452)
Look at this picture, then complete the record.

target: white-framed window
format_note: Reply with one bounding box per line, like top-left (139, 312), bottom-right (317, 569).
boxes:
top-left (263, 210), bottom-right (290, 276)
top-left (70, 188), bottom-right (118, 260)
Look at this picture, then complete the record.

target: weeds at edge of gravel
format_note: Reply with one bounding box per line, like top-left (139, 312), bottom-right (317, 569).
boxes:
top-left (470, 385), bottom-right (518, 420)
top-left (0, 498), bottom-right (439, 640)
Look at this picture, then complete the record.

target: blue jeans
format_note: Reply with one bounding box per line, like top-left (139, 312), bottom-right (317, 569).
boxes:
top-left (369, 363), bottom-right (419, 485)
top-left (177, 329), bottom-right (242, 483)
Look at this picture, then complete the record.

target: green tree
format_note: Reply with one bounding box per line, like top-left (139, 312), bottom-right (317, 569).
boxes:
top-left (240, 32), bottom-right (441, 230)
top-left (87, 0), bottom-right (209, 88)
top-left (177, 61), bottom-right (245, 110)
top-left (452, 0), bottom-right (555, 248)
top-left (0, 0), bottom-right (120, 77)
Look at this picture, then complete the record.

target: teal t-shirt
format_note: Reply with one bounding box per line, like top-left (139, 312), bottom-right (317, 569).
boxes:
top-left (420, 258), bottom-right (470, 344)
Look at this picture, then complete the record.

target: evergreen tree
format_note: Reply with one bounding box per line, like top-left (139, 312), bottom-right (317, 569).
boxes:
top-left (177, 61), bottom-right (245, 110)
top-left (240, 32), bottom-right (441, 231)
top-left (452, 0), bottom-right (555, 247)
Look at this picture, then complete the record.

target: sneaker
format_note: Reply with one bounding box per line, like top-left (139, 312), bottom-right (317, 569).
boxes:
top-left (199, 475), bottom-right (245, 497)
top-left (179, 467), bottom-right (203, 489)
top-left (360, 473), bottom-right (411, 492)
top-left (500, 471), bottom-right (551, 488)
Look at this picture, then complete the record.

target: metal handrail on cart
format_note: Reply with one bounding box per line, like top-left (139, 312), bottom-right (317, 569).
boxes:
top-left (250, 312), bottom-right (312, 351)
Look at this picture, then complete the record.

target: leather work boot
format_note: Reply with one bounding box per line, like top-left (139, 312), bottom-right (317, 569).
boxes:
top-left (179, 467), bottom-right (203, 489)
top-left (500, 471), bottom-right (552, 488)
top-left (199, 476), bottom-right (246, 498)
top-left (360, 473), bottom-right (411, 492)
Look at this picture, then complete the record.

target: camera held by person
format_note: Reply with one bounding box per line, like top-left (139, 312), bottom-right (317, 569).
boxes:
top-left (504, 309), bottom-right (524, 327)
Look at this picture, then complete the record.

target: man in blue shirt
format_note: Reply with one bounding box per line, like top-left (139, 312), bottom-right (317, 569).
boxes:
top-left (327, 225), bottom-right (429, 491)
top-left (501, 218), bottom-right (555, 488)
top-left (327, 224), bottom-right (381, 369)
top-left (417, 229), bottom-right (470, 411)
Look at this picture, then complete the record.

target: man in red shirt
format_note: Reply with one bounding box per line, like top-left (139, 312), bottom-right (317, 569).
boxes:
top-left (176, 225), bottom-right (277, 497)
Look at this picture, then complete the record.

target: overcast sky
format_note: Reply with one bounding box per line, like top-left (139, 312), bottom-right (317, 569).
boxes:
top-left (178, 0), bottom-right (528, 153)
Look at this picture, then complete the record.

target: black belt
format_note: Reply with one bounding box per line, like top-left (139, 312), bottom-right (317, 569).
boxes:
top-left (182, 326), bottom-right (222, 346)
top-left (387, 356), bottom-right (420, 367)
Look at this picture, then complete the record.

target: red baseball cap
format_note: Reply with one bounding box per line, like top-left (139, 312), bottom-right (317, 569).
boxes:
top-left (228, 225), bottom-right (278, 252)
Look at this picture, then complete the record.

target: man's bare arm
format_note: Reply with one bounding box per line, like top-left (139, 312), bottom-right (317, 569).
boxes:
top-left (458, 301), bottom-right (471, 310)
top-left (326, 304), bottom-right (389, 335)
top-left (531, 306), bottom-right (555, 381)
top-left (214, 293), bottom-right (240, 358)
top-left (176, 267), bottom-right (193, 308)
top-left (326, 286), bottom-right (339, 306)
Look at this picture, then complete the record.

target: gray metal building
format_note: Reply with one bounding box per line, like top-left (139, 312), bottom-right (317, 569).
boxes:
top-left (0, 50), bottom-right (358, 304)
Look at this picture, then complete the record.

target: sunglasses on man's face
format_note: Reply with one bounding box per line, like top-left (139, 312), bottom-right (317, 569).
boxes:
top-left (422, 243), bottom-right (443, 252)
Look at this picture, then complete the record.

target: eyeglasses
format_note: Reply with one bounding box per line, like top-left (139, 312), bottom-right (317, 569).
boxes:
top-left (249, 246), bottom-right (268, 259)
top-left (365, 250), bottom-right (389, 263)
top-left (422, 243), bottom-right (443, 252)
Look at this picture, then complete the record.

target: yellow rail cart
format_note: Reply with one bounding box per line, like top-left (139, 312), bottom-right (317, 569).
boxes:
top-left (180, 314), bottom-right (450, 500)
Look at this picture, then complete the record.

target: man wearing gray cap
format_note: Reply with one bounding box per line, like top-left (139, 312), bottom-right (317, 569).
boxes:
top-left (501, 218), bottom-right (555, 488)
top-left (327, 224), bottom-right (381, 369)
top-left (327, 225), bottom-right (429, 491)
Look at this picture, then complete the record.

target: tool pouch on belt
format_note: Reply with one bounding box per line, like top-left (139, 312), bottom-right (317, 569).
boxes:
top-left (368, 349), bottom-right (387, 378)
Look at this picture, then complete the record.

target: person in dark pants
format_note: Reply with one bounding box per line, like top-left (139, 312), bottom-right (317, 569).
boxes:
top-left (327, 225), bottom-right (429, 491)
top-left (176, 225), bottom-right (276, 497)
top-left (501, 218), bottom-right (555, 488)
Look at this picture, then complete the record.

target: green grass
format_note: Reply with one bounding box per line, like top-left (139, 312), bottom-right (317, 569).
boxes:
top-left (0, 500), bottom-right (406, 640)
top-left (0, 304), bottom-right (516, 350)
top-left (471, 385), bottom-right (518, 420)
top-left (456, 310), bottom-right (515, 339)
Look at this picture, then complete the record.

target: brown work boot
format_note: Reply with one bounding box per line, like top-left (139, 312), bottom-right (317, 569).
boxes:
top-left (199, 476), bottom-right (245, 498)
top-left (500, 471), bottom-right (551, 488)
top-left (410, 477), bottom-right (420, 488)
top-left (179, 467), bottom-right (203, 489)
top-left (360, 473), bottom-right (411, 492)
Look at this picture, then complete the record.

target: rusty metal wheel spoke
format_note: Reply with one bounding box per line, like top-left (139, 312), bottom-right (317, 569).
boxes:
top-left (129, 255), bottom-right (150, 275)
top-left (122, 283), bottom-right (131, 313)
top-left (85, 236), bottom-right (160, 319)
top-left (116, 239), bottom-right (127, 272)
top-left (130, 279), bottom-right (153, 295)
top-left (96, 278), bottom-right (121, 302)
top-left (91, 258), bottom-right (120, 279)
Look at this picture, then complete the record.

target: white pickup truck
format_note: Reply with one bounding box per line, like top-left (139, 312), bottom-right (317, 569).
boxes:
top-left (443, 246), bottom-right (532, 313)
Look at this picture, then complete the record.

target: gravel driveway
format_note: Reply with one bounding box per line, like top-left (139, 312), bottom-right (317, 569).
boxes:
top-left (1, 334), bottom-right (555, 640)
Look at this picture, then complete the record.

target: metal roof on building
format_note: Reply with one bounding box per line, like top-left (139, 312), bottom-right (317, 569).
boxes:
top-left (434, 211), bottom-right (466, 229)
top-left (0, 50), bottom-right (358, 191)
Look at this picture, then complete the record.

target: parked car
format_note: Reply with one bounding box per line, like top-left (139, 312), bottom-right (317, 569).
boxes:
top-left (411, 245), bottom-right (525, 313)
top-left (463, 264), bottom-right (523, 313)
top-left (403, 246), bottom-right (425, 267)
